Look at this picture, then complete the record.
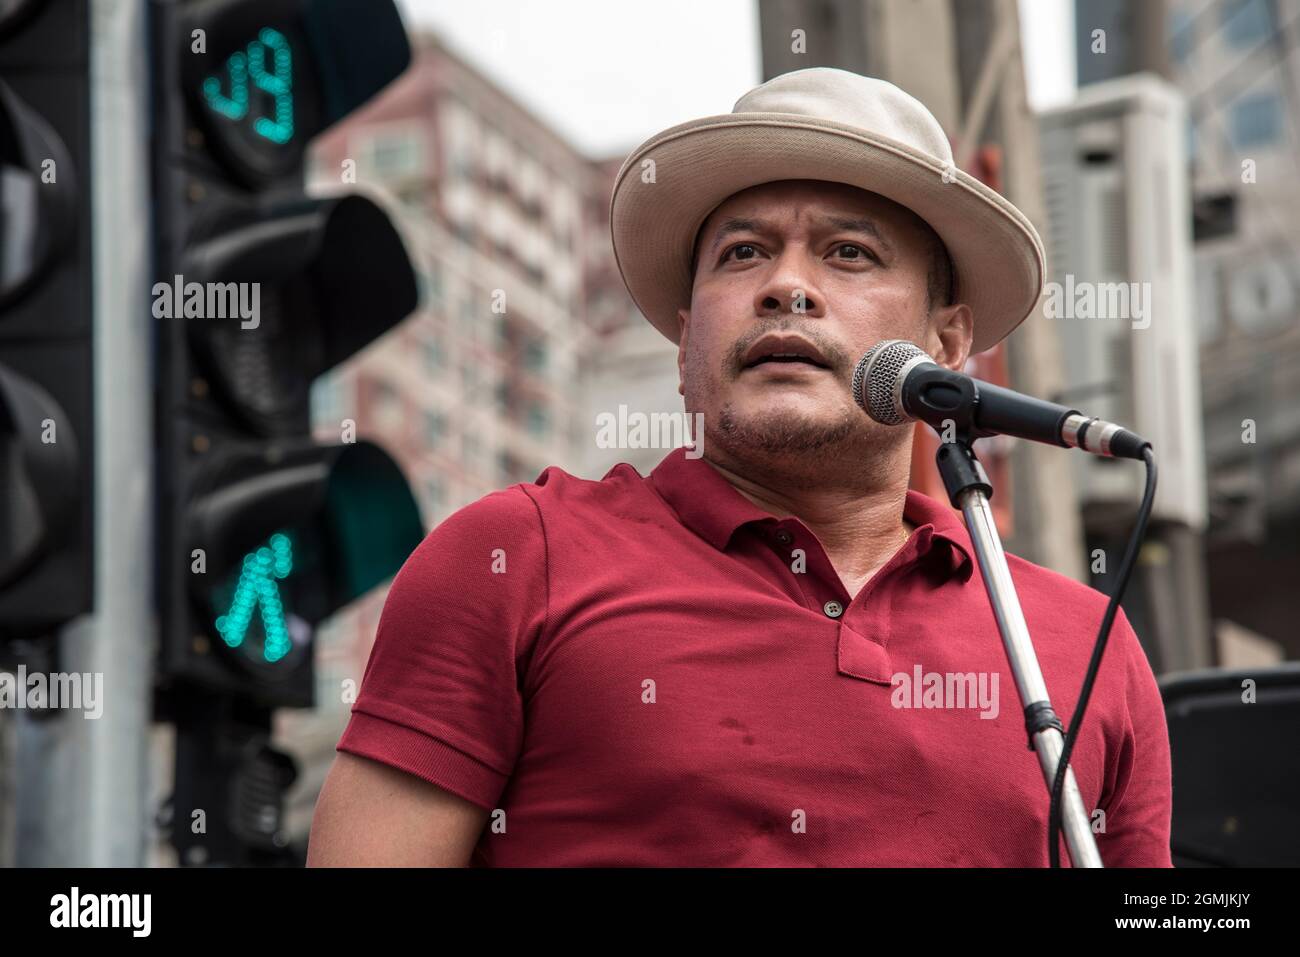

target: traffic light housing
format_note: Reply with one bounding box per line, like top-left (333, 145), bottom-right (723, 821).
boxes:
top-left (0, 0), bottom-right (94, 644)
top-left (153, 0), bottom-right (424, 864)
top-left (152, 0), bottom-right (423, 712)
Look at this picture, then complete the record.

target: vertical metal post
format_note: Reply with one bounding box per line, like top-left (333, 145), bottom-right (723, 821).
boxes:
top-left (14, 0), bottom-right (155, 867)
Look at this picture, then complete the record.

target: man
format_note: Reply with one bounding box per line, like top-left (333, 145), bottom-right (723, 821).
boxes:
top-left (308, 68), bottom-right (1172, 867)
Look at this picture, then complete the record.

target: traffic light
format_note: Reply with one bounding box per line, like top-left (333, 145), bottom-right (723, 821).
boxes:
top-left (152, 0), bottom-right (422, 715)
top-left (0, 0), bottom-right (94, 647)
top-left (152, 0), bottom-right (423, 862)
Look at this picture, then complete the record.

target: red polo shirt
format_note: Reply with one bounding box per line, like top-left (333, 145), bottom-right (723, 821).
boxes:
top-left (336, 447), bottom-right (1172, 866)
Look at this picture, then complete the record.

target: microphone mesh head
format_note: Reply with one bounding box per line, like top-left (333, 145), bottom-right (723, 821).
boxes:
top-left (851, 339), bottom-right (927, 425)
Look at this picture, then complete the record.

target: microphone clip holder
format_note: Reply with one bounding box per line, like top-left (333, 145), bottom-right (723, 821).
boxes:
top-left (906, 366), bottom-right (996, 441)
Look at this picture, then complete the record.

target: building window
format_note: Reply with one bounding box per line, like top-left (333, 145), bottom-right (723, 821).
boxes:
top-left (451, 155), bottom-right (471, 179)
top-left (371, 380), bottom-right (405, 433)
top-left (424, 476), bottom-right (445, 513)
top-left (363, 127), bottom-right (423, 180)
top-left (425, 410), bottom-right (447, 446)
top-left (461, 361), bottom-right (481, 402)
top-left (423, 333), bottom-right (444, 373)
top-left (1228, 91), bottom-right (1281, 148)
top-left (498, 450), bottom-right (525, 484)
top-left (462, 434), bottom-right (481, 472)
top-left (453, 220), bottom-right (476, 246)
top-left (1227, 257), bottom-right (1295, 335)
top-left (1168, 9), bottom-right (1194, 65)
top-left (460, 292), bottom-right (482, 341)
top-left (310, 371), bottom-right (349, 429)
top-left (417, 261), bottom-right (444, 309)
top-left (1221, 0), bottom-right (1272, 49)
top-left (525, 402), bottom-right (549, 439)
top-left (305, 149), bottom-right (336, 190)
top-left (1194, 265), bottom-right (1222, 343)
top-left (522, 338), bottom-right (547, 373)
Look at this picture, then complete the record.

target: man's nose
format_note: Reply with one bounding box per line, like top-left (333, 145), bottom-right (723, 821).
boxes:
top-left (754, 250), bottom-right (825, 318)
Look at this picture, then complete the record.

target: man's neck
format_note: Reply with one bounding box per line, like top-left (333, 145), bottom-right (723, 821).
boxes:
top-left (702, 454), bottom-right (914, 600)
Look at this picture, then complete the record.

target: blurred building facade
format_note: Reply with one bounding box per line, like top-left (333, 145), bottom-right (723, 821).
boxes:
top-left (1037, 75), bottom-right (1213, 673)
top-left (579, 158), bottom-right (682, 477)
top-left (1076, 0), bottom-right (1300, 663)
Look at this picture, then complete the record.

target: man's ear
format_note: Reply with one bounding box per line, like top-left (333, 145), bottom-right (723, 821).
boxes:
top-left (676, 307), bottom-right (689, 397)
top-left (928, 301), bottom-right (974, 371)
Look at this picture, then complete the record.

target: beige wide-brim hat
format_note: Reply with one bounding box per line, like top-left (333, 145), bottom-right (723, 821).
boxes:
top-left (609, 67), bottom-right (1045, 355)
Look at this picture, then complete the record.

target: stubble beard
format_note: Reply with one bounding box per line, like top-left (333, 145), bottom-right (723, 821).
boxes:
top-left (682, 329), bottom-right (907, 489)
top-left (716, 399), bottom-right (854, 455)
top-left (692, 377), bottom-right (906, 490)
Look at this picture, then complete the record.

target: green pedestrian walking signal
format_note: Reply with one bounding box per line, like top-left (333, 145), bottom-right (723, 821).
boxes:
top-left (215, 532), bottom-right (295, 663)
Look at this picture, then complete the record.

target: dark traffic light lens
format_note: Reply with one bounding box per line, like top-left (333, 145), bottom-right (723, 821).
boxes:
top-left (195, 276), bottom-right (320, 435)
top-left (0, 80), bottom-right (74, 308)
top-left (0, 0), bottom-right (41, 39)
top-left (0, 426), bottom-right (41, 587)
top-left (182, 194), bottom-right (417, 437)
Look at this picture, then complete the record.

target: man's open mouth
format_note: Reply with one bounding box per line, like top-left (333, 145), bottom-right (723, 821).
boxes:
top-left (741, 334), bottom-right (832, 371)
top-left (744, 354), bottom-right (828, 369)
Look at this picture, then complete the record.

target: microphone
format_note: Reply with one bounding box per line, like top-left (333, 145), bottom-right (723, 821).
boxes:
top-left (851, 339), bottom-right (1151, 460)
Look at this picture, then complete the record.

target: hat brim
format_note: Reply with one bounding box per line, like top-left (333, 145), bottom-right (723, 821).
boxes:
top-left (609, 113), bottom-right (1045, 355)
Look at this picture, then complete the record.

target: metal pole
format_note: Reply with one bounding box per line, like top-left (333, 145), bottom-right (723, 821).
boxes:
top-left (958, 488), bottom-right (1103, 867)
top-left (14, 0), bottom-right (155, 866)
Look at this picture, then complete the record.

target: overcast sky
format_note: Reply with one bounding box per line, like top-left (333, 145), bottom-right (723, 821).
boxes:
top-left (397, 0), bottom-right (1077, 159)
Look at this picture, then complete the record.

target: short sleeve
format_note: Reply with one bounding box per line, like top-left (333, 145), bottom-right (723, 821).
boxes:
top-left (1095, 606), bottom-right (1174, 867)
top-left (335, 484), bottom-right (548, 812)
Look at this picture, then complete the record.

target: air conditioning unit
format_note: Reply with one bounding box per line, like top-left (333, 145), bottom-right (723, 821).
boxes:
top-left (1038, 74), bottom-right (1207, 531)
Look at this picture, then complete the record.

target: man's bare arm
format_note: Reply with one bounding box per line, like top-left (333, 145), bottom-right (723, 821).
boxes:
top-left (306, 751), bottom-right (490, 867)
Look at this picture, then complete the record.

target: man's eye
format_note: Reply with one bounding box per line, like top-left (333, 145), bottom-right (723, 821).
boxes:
top-left (834, 243), bottom-right (872, 261)
top-left (720, 243), bottom-right (759, 263)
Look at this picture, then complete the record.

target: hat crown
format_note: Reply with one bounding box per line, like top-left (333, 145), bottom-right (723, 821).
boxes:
top-left (732, 68), bottom-right (954, 166)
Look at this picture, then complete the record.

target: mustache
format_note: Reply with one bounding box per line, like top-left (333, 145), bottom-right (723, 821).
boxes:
top-left (725, 320), bottom-right (852, 374)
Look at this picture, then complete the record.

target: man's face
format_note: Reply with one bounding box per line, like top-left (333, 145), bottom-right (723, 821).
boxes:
top-left (677, 179), bottom-right (972, 470)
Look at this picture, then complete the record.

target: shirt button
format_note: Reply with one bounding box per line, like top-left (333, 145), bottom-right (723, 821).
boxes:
top-left (774, 529), bottom-right (794, 546)
top-left (823, 600), bottom-right (844, 619)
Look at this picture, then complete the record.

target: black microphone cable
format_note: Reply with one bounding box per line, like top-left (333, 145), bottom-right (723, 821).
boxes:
top-left (1048, 445), bottom-right (1158, 867)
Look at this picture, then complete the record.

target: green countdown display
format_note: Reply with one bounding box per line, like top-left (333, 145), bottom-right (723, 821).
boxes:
top-left (200, 27), bottom-right (295, 145)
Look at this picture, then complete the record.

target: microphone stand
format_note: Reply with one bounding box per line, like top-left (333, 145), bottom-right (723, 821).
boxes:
top-left (935, 433), bottom-right (1103, 868)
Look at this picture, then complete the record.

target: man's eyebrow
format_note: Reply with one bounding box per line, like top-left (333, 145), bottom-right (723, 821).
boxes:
top-left (819, 215), bottom-right (893, 252)
top-left (705, 217), bottom-right (770, 257)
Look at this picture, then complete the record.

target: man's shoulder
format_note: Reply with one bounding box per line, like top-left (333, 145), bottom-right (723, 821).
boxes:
top-left (436, 460), bottom-right (652, 533)
top-left (1002, 549), bottom-right (1119, 622)
top-left (391, 462), bottom-right (651, 594)
top-left (524, 460), bottom-right (651, 509)
top-left (1000, 552), bottom-right (1155, 698)
top-left (999, 549), bottom-right (1153, 666)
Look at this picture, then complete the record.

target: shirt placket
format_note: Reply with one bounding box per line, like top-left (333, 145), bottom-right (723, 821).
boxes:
top-left (753, 519), bottom-right (853, 621)
top-left (755, 520), bottom-right (938, 684)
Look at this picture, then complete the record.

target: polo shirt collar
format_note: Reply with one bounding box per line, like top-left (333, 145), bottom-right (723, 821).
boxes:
top-left (648, 447), bottom-right (974, 580)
